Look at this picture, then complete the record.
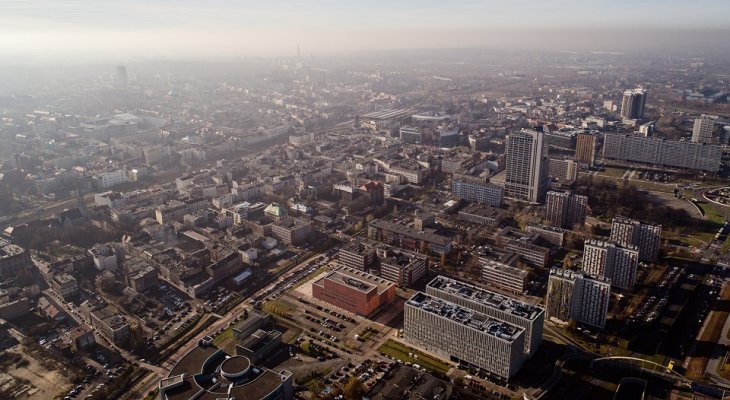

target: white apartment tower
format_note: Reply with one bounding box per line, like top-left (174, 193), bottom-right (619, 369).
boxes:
top-left (692, 116), bottom-right (716, 144)
top-left (546, 268), bottom-right (611, 329)
top-left (545, 191), bottom-right (588, 228)
top-left (609, 216), bottom-right (662, 262)
top-left (621, 88), bottom-right (647, 120)
top-left (583, 239), bottom-right (639, 289)
top-left (505, 129), bottom-right (549, 203)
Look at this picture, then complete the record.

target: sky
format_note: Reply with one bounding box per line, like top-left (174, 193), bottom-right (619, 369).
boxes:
top-left (1, 0), bottom-right (729, 61)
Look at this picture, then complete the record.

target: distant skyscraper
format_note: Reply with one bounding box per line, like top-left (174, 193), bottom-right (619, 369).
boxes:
top-left (505, 129), bottom-right (549, 203)
top-left (545, 191), bottom-right (587, 229)
top-left (115, 65), bottom-right (128, 89)
top-left (620, 88), bottom-right (647, 119)
top-left (546, 268), bottom-right (611, 329)
top-left (692, 116), bottom-right (716, 144)
top-left (609, 216), bottom-right (662, 262)
top-left (583, 239), bottom-right (639, 289)
top-left (575, 133), bottom-right (596, 166)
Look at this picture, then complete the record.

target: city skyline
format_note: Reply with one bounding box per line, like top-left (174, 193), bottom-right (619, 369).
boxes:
top-left (2, 0), bottom-right (730, 60)
top-left (0, 2), bottom-right (729, 397)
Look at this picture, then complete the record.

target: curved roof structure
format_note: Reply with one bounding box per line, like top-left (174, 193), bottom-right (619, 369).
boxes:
top-left (159, 343), bottom-right (293, 400)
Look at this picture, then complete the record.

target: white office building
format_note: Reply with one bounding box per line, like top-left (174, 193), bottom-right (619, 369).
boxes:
top-left (404, 292), bottom-right (526, 379)
top-left (426, 275), bottom-right (544, 358)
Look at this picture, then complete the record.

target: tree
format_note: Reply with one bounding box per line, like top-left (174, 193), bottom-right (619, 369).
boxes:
top-left (342, 376), bottom-right (366, 400)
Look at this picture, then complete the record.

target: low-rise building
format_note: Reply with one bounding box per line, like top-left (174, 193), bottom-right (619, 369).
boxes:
top-left (235, 329), bottom-right (282, 365)
top-left (0, 242), bottom-right (32, 281)
top-left (481, 260), bottom-right (530, 294)
top-left (312, 266), bottom-right (396, 317)
top-left (70, 323), bottom-right (96, 351)
top-left (377, 247), bottom-right (429, 288)
top-left (89, 244), bottom-right (119, 272)
top-left (51, 273), bottom-right (79, 301)
top-left (270, 218), bottom-right (313, 246)
top-left (337, 242), bottom-right (378, 272)
top-left (159, 343), bottom-right (293, 400)
top-left (525, 222), bottom-right (566, 247)
top-left (127, 264), bottom-right (159, 293)
top-left (368, 219), bottom-right (451, 256)
top-left (496, 228), bottom-right (551, 268)
top-left (233, 310), bottom-right (273, 339)
top-left (239, 247), bottom-right (258, 264)
top-left (88, 306), bottom-right (129, 346)
top-left (458, 203), bottom-right (507, 227)
top-left (0, 294), bottom-right (30, 320)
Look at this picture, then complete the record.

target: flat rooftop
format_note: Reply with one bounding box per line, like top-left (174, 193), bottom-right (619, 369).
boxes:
top-left (498, 227), bottom-right (538, 242)
top-left (585, 239), bottom-right (639, 251)
top-left (316, 266), bottom-right (394, 295)
top-left (460, 203), bottom-right (506, 219)
top-left (91, 307), bottom-right (127, 329)
top-left (482, 260), bottom-right (529, 279)
top-left (0, 243), bottom-right (25, 258)
top-left (340, 241), bottom-right (375, 255)
top-left (380, 250), bottom-right (424, 268)
top-left (370, 219), bottom-right (451, 246)
top-left (526, 222), bottom-right (566, 234)
top-left (407, 292), bottom-right (524, 342)
top-left (549, 267), bottom-right (610, 283)
top-left (427, 276), bottom-right (543, 321)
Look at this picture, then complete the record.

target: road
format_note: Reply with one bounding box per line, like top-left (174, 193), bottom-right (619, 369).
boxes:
top-left (648, 191), bottom-right (704, 219)
top-left (703, 281), bottom-right (730, 389)
top-left (34, 253), bottom-right (167, 377)
top-left (43, 287), bottom-right (167, 400)
top-left (133, 250), bottom-right (336, 399)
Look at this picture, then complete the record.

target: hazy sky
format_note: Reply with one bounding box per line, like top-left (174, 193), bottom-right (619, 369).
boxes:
top-left (1, 0), bottom-right (729, 60)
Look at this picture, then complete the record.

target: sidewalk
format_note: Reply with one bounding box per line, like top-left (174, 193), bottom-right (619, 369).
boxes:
top-left (703, 282), bottom-right (730, 386)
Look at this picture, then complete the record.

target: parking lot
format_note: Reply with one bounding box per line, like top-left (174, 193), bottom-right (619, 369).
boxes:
top-left (628, 265), bottom-right (684, 324)
top-left (267, 293), bottom-right (362, 349)
top-left (133, 284), bottom-right (196, 345)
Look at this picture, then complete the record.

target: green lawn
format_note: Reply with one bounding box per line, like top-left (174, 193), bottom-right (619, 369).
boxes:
top-left (602, 167), bottom-right (626, 178)
top-left (378, 339), bottom-right (450, 374)
top-left (357, 328), bottom-right (377, 342)
top-left (213, 327), bottom-right (235, 346)
top-left (697, 201), bottom-right (728, 224)
top-left (663, 230), bottom-right (709, 248)
top-left (721, 237), bottom-right (730, 255)
top-left (262, 299), bottom-right (296, 316)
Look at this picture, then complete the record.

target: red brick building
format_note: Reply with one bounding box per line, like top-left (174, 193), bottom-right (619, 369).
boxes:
top-left (312, 267), bottom-right (395, 316)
